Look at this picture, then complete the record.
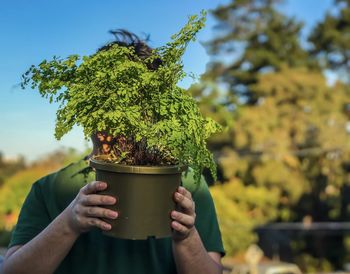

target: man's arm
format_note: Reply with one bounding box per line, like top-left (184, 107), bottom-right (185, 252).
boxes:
top-left (2, 209), bottom-right (79, 274)
top-left (1, 181), bottom-right (118, 274)
top-left (171, 187), bottom-right (223, 274)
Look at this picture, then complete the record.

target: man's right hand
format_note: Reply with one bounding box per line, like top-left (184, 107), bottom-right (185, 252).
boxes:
top-left (64, 181), bottom-right (118, 235)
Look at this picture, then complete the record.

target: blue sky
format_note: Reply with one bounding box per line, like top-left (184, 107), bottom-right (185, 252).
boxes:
top-left (0, 0), bottom-right (333, 161)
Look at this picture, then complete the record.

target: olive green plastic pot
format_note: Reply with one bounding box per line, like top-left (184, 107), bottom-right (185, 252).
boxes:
top-left (89, 158), bottom-right (187, 240)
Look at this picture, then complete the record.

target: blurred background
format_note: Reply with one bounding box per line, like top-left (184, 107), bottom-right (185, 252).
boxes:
top-left (1, 0), bottom-right (350, 273)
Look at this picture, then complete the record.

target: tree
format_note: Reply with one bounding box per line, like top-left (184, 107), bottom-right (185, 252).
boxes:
top-left (190, 0), bottom-right (318, 153)
top-left (309, 0), bottom-right (350, 81)
top-left (194, 0), bottom-right (350, 270)
top-left (204, 0), bottom-right (316, 104)
top-left (210, 66), bottom-right (350, 264)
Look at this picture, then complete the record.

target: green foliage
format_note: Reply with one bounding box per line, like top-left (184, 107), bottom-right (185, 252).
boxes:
top-left (210, 178), bottom-right (279, 254)
top-left (194, 0), bottom-right (350, 270)
top-left (294, 253), bottom-right (333, 273)
top-left (21, 11), bottom-right (221, 183)
top-left (209, 66), bottom-right (350, 261)
top-left (204, 0), bottom-right (317, 104)
top-left (309, 0), bottom-right (350, 81)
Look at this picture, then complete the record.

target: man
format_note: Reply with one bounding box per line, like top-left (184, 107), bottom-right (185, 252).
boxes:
top-left (1, 31), bottom-right (225, 274)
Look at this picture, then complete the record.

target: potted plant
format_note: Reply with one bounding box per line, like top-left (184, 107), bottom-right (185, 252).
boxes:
top-left (21, 11), bottom-right (221, 239)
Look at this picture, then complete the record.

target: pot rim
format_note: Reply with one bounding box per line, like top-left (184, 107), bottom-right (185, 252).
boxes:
top-left (89, 158), bottom-right (188, 174)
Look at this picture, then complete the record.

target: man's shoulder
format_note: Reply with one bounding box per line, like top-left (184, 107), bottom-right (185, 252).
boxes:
top-left (34, 158), bottom-right (93, 211)
top-left (181, 168), bottom-right (210, 196)
top-left (35, 158), bottom-right (91, 186)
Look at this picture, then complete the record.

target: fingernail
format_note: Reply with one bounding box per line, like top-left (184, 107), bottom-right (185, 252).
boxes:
top-left (108, 197), bottom-right (116, 204)
top-left (171, 211), bottom-right (177, 218)
top-left (175, 192), bottom-right (181, 199)
top-left (109, 211), bottom-right (118, 218)
top-left (172, 221), bottom-right (179, 229)
top-left (99, 182), bottom-right (106, 188)
top-left (103, 224), bottom-right (112, 230)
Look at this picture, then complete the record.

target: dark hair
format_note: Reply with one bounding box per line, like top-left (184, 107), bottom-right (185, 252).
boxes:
top-left (98, 29), bottom-right (162, 70)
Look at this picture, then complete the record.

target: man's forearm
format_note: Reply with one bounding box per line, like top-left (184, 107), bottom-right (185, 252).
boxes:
top-left (2, 208), bottom-right (79, 274)
top-left (172, 228), bottom-right (223, 274)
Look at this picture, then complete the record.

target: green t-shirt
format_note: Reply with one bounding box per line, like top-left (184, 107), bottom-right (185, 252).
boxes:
top-left (9, 159), bottom-right (225, 274)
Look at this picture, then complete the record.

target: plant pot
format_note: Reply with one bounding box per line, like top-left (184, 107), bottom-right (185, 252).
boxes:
top-left (89, 158), bottom-right (187, 240)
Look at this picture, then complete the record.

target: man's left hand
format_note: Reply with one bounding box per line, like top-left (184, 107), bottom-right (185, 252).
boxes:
top-left (171, 186), bottom-right (196, 241)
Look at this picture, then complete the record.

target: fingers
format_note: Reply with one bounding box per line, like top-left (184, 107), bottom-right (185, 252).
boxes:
top-left (83, 206), bottom-right (118, 219)
top-left (85, 217), bottom-right (112, 231)
top-left (171, 211), bottom-right (195, 227)
top-left (178, 186), bottom-right (192, 200)
top-left (68, 181), bottom-right (119, 234)
top-left (171, 219), bottom-right (196, 240)
top-left (172, 186), bottom-right (197, 240)
top-left (174, 187), bottom-right (195, 214)
top-left (171, 220), bottom-right (189, 234)
top-left (80, 194), bottom-right (116, 206)
top-left (80, 181), bottom-right (107, 195)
